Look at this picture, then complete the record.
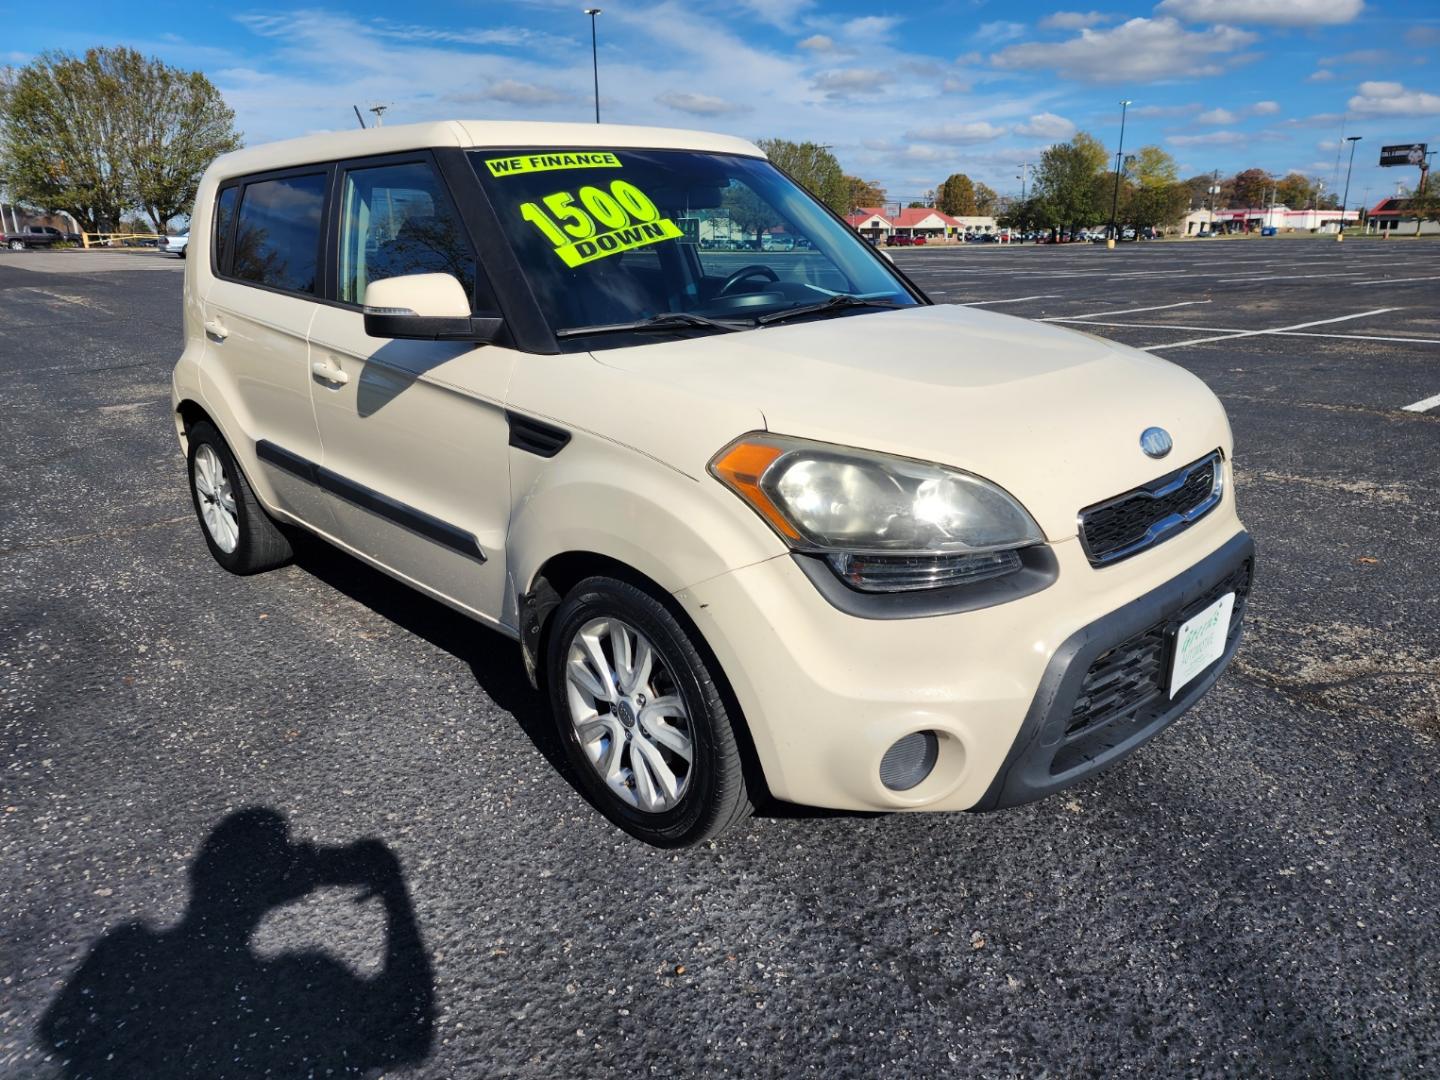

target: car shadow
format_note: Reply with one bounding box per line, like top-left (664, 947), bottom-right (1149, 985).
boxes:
top-left (286, 533), bottom-right (868, 824)
top-left (288, 532), bottom-right (573, 781)
top-left (39, 807), bottom-right (435, 1080)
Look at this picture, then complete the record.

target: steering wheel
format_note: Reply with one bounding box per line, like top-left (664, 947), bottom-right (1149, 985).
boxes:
top-left (718, 264), bottom-right (780, 296)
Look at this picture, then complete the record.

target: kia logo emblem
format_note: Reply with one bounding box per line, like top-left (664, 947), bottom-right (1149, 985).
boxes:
top-left (1140, 427), bottom-right (1173, 459)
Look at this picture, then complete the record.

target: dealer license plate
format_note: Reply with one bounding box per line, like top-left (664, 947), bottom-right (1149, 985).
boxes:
top-left (1169, 592), bottom-right (1236, 698)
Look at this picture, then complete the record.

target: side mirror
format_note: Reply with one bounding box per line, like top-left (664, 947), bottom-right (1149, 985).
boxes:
top-left (362, 273), bottom-right (503, 342)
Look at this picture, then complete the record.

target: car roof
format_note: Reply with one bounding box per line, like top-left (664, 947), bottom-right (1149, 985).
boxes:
top-left (208, 120), bottom-right (765, 182)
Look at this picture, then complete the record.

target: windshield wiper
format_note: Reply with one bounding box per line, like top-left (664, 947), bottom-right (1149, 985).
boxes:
top-left (756, 294), bottom-right (903, 327)
top-left (555, 312), bottom-right (745, 339)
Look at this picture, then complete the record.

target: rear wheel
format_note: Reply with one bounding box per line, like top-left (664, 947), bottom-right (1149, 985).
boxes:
top-left (546, 576), bottom-right (751, 847)
top-left (186, 420), bottom-right (292, 575)
top-left (8, 239), bottom-right (25, 251)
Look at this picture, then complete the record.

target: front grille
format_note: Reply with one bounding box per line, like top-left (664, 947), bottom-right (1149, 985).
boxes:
top-left (1080, 451), bottom-right (1223, 566)
top-left (1053, 558), bottom-right (1252, 775)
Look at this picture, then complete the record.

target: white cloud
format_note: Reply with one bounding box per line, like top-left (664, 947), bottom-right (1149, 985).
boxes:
top-left (1155, 0), bottom-right (1363, 26)
top-left (736, 0), bottom-right (813, 31)
top-left (975, 21), bottom-right (1029, 44)
top-left (1014, 112), bottom-right (1077, 138)
top-left (942, 74), bottom-right (972, 93)
top-left (843, 16), bottom-right (901, 40)
top-left (901, 120), bottom-right (1007, 144)
top-left (797, 34), bottom-right (835, 52)
top-left (992, 18), bottom-right (1257, 84)
top-left (1197, 107), bottom-right (1237, 124)
top-left (1169, 130), bottom-right (1250, 146)
top-left (1347, 81), bottom-right (1440, 117)
top-left (1133, 103), bottom-right (1202, 117)
top-left (1251, 100), bottom-right (1281, 114)
top-left (1039, 11), bottom-right (1111, 30)
top-left (1306, 69), bottom-right (1336, 82)
top-left (655, 90), bottom-right (751, 116)
top-left (478, 79), bottom-right (571, 106)
top-left (811, 68), bottom-right (893, 98)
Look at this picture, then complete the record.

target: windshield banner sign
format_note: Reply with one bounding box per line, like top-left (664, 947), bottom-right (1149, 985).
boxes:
top-left (519, 176), bottom-right (683, 267)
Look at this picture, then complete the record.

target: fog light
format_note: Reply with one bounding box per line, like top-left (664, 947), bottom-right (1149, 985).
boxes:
top-left (879, 731), bottom-right (939, 791)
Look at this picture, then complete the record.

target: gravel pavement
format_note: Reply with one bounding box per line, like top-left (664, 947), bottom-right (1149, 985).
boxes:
top-left (2, 241), bottom-right (1437, 1078)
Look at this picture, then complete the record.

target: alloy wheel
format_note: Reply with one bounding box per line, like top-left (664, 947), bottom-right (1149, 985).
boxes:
top-left (193, 444), bottom-right (239, 553)
top-left (564, 617), bottom-right (694, 813)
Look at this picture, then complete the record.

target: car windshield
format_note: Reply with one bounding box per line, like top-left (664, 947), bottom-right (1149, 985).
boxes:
top-left (469, 148), bottom-right (919, 347)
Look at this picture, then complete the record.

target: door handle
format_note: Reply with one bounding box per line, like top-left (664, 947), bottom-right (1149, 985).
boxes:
top-left (311, 358), bottom-right (350, 385)
top-left (203, 318), bottom-right (228, 340)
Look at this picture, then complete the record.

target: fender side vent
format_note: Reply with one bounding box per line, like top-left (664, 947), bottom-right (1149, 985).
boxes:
top-left (507, 412), bottom-right (571, 458)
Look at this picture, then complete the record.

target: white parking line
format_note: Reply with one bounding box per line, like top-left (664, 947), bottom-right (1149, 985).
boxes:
top-left (958, 294), bottom-right (1061, 306)
top-left (1353, 276), bottom-right (1440, 286)
top-left (1041, 300), bottom-right (1210, 322)
top-left (1049, 319), bottom-right (1440, 346)
top-left (1139, 308), bottom-right (1401, 351)
top-left (1401, 392), bottom-right (1440, 413)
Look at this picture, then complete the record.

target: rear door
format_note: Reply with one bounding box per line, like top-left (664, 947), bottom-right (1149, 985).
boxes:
top-left (202, 168), bottom-right (334, 529)
top-left (305, 152), bottom-right (516, 623)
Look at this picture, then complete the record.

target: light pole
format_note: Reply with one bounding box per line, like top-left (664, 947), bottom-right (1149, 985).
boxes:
top-left (584, 8), bottom-right (602, 123)
top-left (1107, 99), bottom-right (1132, 249)
top-left (1337, 134), bottom-right (1360, 242)
top-left (1017, 163), bottom-right (1031, 202)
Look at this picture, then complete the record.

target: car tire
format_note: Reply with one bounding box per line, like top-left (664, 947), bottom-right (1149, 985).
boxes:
top-left (8, 239), bottom-right (26, 251)
top-left (545, 576), bottom-right (752, 847)
top-left (185, 420), bottom-right (292, 575)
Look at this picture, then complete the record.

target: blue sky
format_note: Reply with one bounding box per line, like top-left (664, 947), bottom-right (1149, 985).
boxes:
top-left (3, 0), bottom-right (1438, 207)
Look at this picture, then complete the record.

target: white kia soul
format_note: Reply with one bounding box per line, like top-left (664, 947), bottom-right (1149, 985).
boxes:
top-left (173, 121), bottom-right (1253, 846)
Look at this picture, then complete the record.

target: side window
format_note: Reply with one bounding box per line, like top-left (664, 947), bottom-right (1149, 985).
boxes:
top-left (338, 161), bottom-right (477, 306)
top-left (231, 173), bottom-right (326, 294)
top-left (213, 186), bottom-right (239, 272)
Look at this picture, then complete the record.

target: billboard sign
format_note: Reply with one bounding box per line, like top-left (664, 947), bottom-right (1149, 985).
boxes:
top-left (1380, 143), bottom-right (1427, 167)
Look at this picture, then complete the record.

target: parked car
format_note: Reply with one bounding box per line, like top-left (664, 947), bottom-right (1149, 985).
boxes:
top-left (3, 225), bottom-right (63, 250)
top-left (165, 233), bottom-right (190, 258)
top-left (885, 233), bottom-right (914, 246)
top-left (174, 120), bottom-right (1252, 846)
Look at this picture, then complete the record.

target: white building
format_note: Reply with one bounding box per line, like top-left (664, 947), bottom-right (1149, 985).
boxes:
top-left (1181, 205), bottom-right (1360, 235)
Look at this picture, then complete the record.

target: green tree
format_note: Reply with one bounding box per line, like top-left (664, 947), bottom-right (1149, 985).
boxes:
top-left (756, 138), bottom-right (848, 214)
top-left (1132, 146), bottom-right (1178, 189)
top-left (1033, 133), bottom-right (1106, 233)
top-left (0, 47), bottom-right (240, 233)
top-left (973, 182), bottom-right (998, 216)
top-left (1273, 172), bottom-right (1314, 209)
top-left (1181, 174), bottom-right (1217, 210)
top-left (115, 50), bottom-right (241, 231)
top-left (1127, 182), bottom-right (1190, 230)
top-left (1072, 132), bottom-right (1109, 177)
top-left (935, 173), bottom-right (976, 216)
top-left (1228, 168), bottom-right (1270, 209)
top-left (721, 181), bottom-right (780, 249)
top-left (844, 175), bottom-right (886, 210)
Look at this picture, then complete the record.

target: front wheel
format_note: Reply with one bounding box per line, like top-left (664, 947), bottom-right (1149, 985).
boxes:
top-left (546, 577), bottom-right (752, 847)
top-left (8, 239), bottom-right (26, 251)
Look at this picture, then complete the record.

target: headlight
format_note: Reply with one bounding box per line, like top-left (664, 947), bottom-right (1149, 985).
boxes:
top-left (710, 434), bottom-right (1043, 592)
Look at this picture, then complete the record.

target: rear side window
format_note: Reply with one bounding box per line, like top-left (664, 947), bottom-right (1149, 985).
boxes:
top-left (231, 174), bottom-right (326, 294)
top-left (337, 161), bottom-right (477, 306)
top-left (213, 187), bottom-right (238, 270)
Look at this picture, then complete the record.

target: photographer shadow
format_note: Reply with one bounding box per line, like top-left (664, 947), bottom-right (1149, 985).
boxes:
top-left (39, 808), bottom-right (435, 1080)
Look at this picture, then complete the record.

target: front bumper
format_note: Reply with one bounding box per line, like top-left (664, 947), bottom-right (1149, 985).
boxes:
top-left (974, 529), bottom-right (1253, 810)
top-left (674, 503), bottom-right (1252, 814)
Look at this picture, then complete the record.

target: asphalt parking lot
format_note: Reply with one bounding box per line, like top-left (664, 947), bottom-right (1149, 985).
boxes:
top-left (2, 240), bottom-right (1438, 1077)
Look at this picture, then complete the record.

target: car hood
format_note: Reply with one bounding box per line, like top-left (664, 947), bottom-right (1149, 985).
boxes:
top-left (591, 304), bottom-right (1232, 542)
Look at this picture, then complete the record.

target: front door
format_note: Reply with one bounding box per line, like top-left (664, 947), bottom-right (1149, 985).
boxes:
top-left (306, 156), bottom-right (515, 624)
